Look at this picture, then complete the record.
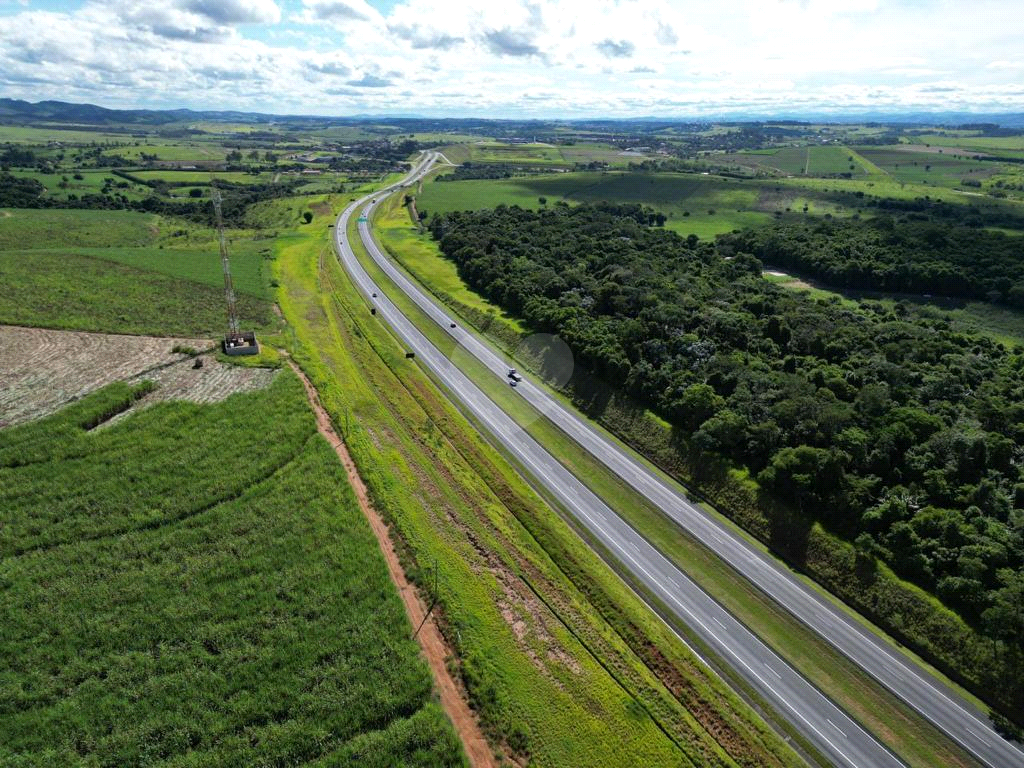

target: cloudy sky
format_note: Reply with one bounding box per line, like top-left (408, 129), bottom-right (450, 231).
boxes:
top-left (0, 0), bottom-right (1022, 118)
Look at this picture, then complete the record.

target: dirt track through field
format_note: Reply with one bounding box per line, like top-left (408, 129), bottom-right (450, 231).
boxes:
top-left (288, 360), bottom-right (496, 768)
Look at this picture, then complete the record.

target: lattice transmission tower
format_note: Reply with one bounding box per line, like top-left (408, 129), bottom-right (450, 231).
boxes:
top-left (211, 184), bottom-right (258, 355)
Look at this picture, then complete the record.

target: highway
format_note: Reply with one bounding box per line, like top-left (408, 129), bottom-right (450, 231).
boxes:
top-left (333, 152), bottom-right (1024, 768)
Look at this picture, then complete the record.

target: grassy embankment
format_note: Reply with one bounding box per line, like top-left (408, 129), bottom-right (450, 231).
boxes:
top-left (0, 373), bottom-right (466, 767)
top-left (369, 183), bottom-right (988, 768)
top-left (0, 208), bottom-right (277, 338)
top-left (274, 192), bottom-right (806, 768)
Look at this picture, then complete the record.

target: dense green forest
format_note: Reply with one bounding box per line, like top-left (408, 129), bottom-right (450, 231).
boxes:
top-left (430, 202), bottom-right (1024, 718)
top-left (720, 215), bottom-right (1024, 306)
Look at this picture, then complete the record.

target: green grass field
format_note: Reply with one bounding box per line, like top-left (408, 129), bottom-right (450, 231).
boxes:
top-left (5, 169), bottom-right (151, 202)
top-left (0, 373), bottom-right (466, 768)
top-left (0, 249), bottom-right (274, 336)
top-left (720, 145), bottom-right (871, 178)
top-left (81, 241), bottom-right (272, 300)
top-left (0, 125), bottom-right (151, 144)
top-left (129, 170), bottom-right (270, 184)
top-left (461, 141), bottom-right (568, 165)
top-left (856, 146), bottom-right (997, 189)
top-left (907, 133), bottom-right (1024, 157)
top-left (101, 142), bottom-right (231, 163)
top-left (0, 208), bottom-right (161, 250)
top-left (0, 206), bottom-right (274, 306)
top-left (418, 171), bottom-right (802, 239)
top-left (438, 141), bottom-right (651, 169)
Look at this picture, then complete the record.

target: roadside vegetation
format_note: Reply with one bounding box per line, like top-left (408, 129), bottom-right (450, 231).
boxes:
top-left (275, 192), bottom-right (807, 768)
top-left (370, 194), bottom-right (987, 768)
top-left (423, 200), bottom-right (1024, 727)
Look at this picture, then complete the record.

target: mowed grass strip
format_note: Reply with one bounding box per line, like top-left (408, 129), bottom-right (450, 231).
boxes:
top-left (0, 372), bottom-right (466, 768)
top-left (0, 249), bottom-right (274, 337)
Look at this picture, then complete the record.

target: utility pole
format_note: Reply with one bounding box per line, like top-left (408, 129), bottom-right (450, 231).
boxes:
top-left (412, 558), bottom-right (439, 641)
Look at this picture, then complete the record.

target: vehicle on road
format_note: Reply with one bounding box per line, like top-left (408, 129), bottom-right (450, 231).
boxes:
top-left (509, 380), bottom-right (518, 387)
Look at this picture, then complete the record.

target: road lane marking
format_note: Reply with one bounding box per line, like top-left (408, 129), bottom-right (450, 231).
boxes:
top-left (828, 719), bottom-right (848, 738)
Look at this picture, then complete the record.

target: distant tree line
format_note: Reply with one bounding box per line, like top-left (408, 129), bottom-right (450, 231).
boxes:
top-left (437, 162), bottom-right (561, 181)
top-left (430, 202), bottom-right (1024, 720)
top-left (0, 172), bottom-right (299, 226)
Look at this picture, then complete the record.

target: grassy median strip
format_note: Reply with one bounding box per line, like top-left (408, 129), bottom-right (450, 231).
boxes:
top-left (367, 186), bottom-right (985, 768)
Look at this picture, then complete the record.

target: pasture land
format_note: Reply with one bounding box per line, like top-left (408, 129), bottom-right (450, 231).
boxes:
top-left (100, 142), bottom-right (232, 163)
top-left (82, 241), bottom-right (273, 300)
top-left (5, 168), bottom-right (152, 201)
top-left (418, 171), bottom-right (889, 239)
top-left (805, 145), bottom-right (868, 175)
top-left (129, 169), bottom-right (271, 184)
top-left (458, 141), bottom-right (568, 165)
top-left (727, 146), bottom-right (809, 175)
top-left (439, 140), bottom-right (654, 168)
top-left (856, 145), bottom-right (998, 189)
top-left (0, 372), bottom-right (466, 768)
top-left (0, 249), bottom-right (274, 337)
top-left (0, 208), bottom-right (161, 250)
top-left (0, 125), bottom-right (152, 144)
top-left (719, 145), bottom-right (873, 177)
top-left (907, 132), bottom-right (1024, 157)
top-left (0, 206), bottom-right (275, 302)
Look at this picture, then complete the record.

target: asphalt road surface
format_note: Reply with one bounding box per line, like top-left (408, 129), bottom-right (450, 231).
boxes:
top-left (332, 152), bottom-right (1024, 768)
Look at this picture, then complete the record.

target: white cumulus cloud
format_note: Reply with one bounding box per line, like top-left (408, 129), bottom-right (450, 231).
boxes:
top-left (0, 0), bottom-right (1022, 116)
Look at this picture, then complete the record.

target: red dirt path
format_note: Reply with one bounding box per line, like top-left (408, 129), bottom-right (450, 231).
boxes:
top-left (289, 361), bottom-right (497, 768)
